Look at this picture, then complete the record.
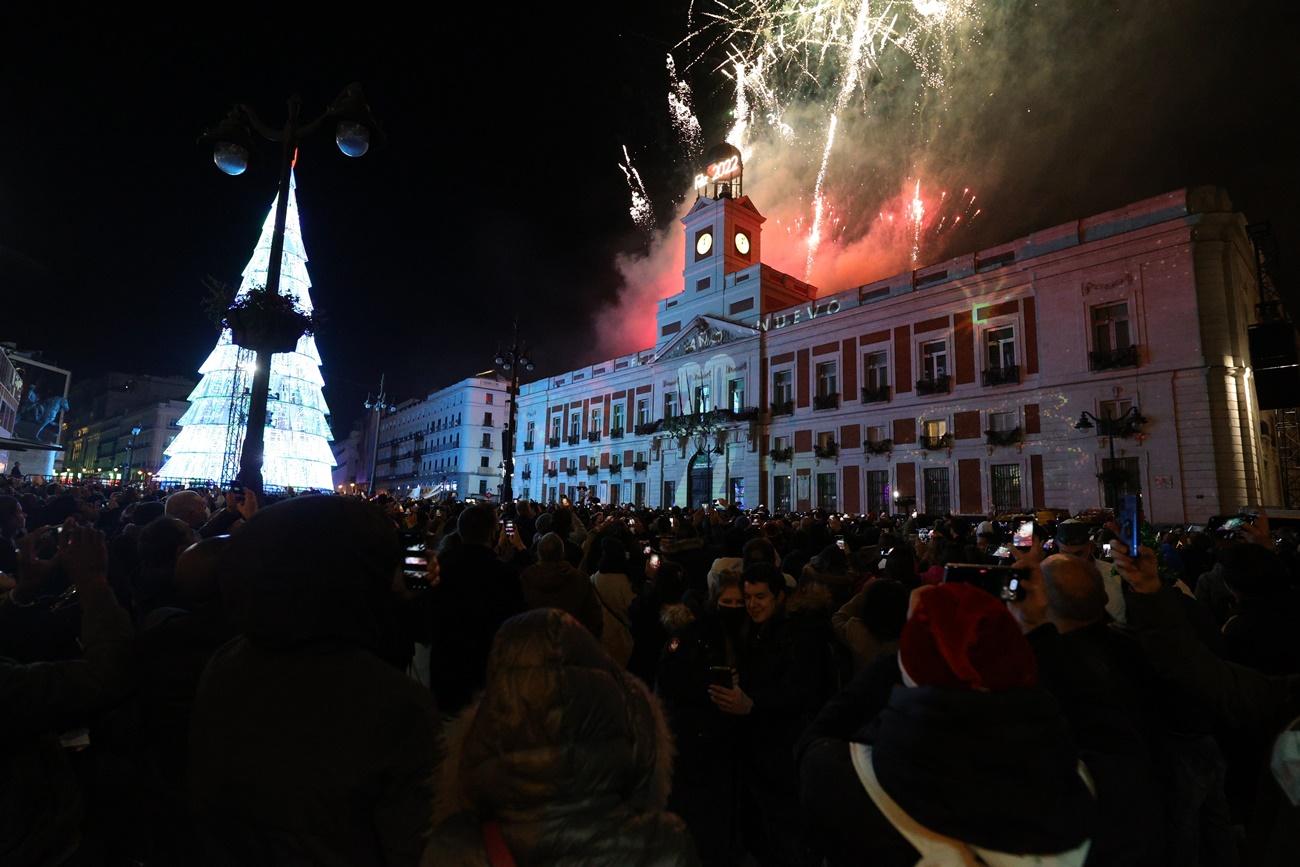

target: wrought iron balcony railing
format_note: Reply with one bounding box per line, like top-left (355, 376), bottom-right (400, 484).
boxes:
top-left (523, 441), bottom-right (535, 451)
top-left (920, 432), bottom-right (954, 451)
top-left (813, 393), bottom-right (840, 411)
top-left (915, 374), bottom-right (951, 396)
top-left (566, 435), bottom-right (580, 446)
top-left (633, 460), bottom-right (649, 472)
top-left (814, 441), bottom-right (839, 459)
top-left (547, 437), bottom-right (560, 448)
top-left (1090, 345), bottom-right (1139, 371)
top-left (609, 462), bottom-right (622, 474)
top-left (587, 431), bottom-right (601, 443)
top-left (769, 446), bottom-right (794, 462)
top-left (985, 427), bottom-right (1023, 447)
top-left (982, 364), bottom-right (1020, 387)
top-left (861, 384), bottom-right (890, 404)
top-left (770, 399), bottom-right (794, 417)
top-left (864, 438), bottom-right (893, 455)
top-left (610, 427), bottom-right (624, 439)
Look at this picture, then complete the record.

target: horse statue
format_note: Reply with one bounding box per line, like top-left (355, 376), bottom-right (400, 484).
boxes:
top-left (18, 395), bottom-right (70, 441)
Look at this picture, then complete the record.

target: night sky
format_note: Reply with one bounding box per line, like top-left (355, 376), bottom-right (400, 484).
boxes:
top-left (2, 3), bottom-right (1295, 437)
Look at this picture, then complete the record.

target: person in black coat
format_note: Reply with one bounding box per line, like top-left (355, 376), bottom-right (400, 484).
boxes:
top-left (425, 505), bottom-right (525, 716)
top-left (708, 565), bottom-right (835, 866)
top-left (189, 497), bottom-right (439, 867)
top-left (656, 571), bottom-right (748, 865)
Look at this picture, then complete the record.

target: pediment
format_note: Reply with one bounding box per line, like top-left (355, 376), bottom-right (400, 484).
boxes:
top-left (655, 314), bottom-right (759, 362)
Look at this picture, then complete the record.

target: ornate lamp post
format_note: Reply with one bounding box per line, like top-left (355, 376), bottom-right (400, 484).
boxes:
top-left (494, 322), bottom-right (535, 504)
top-left (202, 84), bottom-right (380, 494)
top-left (363, 375), bottom-right (395, 496)
top-left (1075, 406), bottom-right (1146, 508)
top-left (124, 424), bottom-right (142, 487)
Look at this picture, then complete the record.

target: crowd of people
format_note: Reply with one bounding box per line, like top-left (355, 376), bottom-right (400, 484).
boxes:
top-left (2, 474), bottom-right (1300, 866)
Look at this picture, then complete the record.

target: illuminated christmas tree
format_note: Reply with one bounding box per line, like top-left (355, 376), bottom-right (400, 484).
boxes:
top-left (159, 171), bottom-right (335, 489)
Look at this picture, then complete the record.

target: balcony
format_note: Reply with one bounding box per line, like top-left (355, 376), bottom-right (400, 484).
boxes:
top-left (610, 427), bottom-right (624, 439)
top-left (634, 420), bottom-right (662, 435)
top-left (521, 470), bottom-right (532, 480)
top-left (915, 374), bottom-right (951, 396)
top-left (920, 432), bottom-right (954, 451)
top-left (1090, 345), bottom-right (1139, 371)
top-left (609, 462), bottom-right (622, 474)
top-left (770, 399), bottom-right (794, 417)
top-left (814, 441), bottom-right (839, 459)
top-left (864, 438), bottom-right (894, 455)
top-left (565, 466), bottom-right (577, 477)
top-left (587, 431), bottom-right (601, 443)
top-left (586, 464), bottom-right (599, 475)
top-left (633, 460), bottom-right (649, 472)
top-left (547, 468), bottom-right (558, 478)
top-left (547, 437), bottom-right (560, 448)
top-left (982, 364), bottom-right (1020, 387)
top-left (566, 435), bottom-right (580, 446)
top-left (813, 393), bottom-right (840, 411)
top-left (861, 384), bottom-right (890, 404)
top-left (769, 446), bottom-right (794, 462)
top-left (985, 427), bottom-right (1023, 447)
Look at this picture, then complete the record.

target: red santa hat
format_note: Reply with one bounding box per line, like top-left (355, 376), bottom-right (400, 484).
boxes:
top-left (898, 582), bottom-right (1037, 691)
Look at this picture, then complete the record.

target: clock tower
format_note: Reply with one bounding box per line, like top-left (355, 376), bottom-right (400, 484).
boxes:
top-left (655, 143), bottom-right (767, 349)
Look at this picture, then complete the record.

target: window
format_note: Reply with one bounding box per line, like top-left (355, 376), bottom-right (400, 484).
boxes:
top-left (636, 399), bottom-right (650, 426)
top-left (590, 408), bottom-right (601, 431)
top-left (479, 480), bottom-right (488, 494)
top-left (866, 425), bottom-right (888, 444)
top-left (773, 369), bottom-right (793, 405)
top-left (986, 326), bottom-right (1016, 369)
top-left (922, 340), bottom-right (948, 380)
top-left (817, 472), bottom-right (838, 511)
top-left (773, 435), bottom-right (791, 452)
top-left (729, 378), bottom-right (745, 412)
top-left (694, 382), bottom-right (712, 413)
top-left (570, 412), bottom-right (581, 435)
top-left (817, 431), bottom-right (836, 449)
top-left (923, 419), bottom-right (948, 439)
top-left (1099, 398), bottom-right (1133, 422)
top-left (730, 478), bottom-right (746, 508)
top-left (990, 464), bottom-right (1022, 512)
top-left (526, 421), bottom-right (536, 442)
top-left (989, 411), bottom-right (1017, 432)
top-left (663, 479), bottom-right (676, 506)
top-left (816, 361), bottom-right (838, 397)
top-left (866, 470), bottom-right (890, 514)
top-left (481, 433), bottom-right (492, 448)
top-left (773, 475), bottom-right (792, 512)
top-left (551, 417), bottom-right (562, 440)
top-left (612, 404), bottom-right (625, 431)
top-left (864, 352), bottom-right (888, 391)
top-left (664, 392), bottom-right (679, 419)
top-left (1101, 456), bottom-right (1141, 509)
top-left (634, 482), bottom-right (647, 506)
top-left (923, 467), bottom-right (951, 515)
top-left (480, 455), bottom-right (490, 468)
top-left (484, 411), bottom-right (493, 426)
top-left (486, 394), bottom-right (494, 405)
top-left (1092, 303), bottom-right (1131, 354)
top-left (635, 451), bottom-right (646, 464)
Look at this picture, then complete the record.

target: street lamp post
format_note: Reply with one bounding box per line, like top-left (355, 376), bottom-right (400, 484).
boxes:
top-left (202, 84), bottom-right (380, 495)
top-left (124, 424), bottom-right (142, 488)
top-left (1075, 406), bottom-right (1146, 508)
top-left (494, 322), bottom-right (535, 505)
top-left (363, 375), bottom-right (395, 496)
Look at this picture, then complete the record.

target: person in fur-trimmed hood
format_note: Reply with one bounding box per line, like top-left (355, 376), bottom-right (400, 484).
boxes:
top-left (424, 608), bottom-right (699, 866)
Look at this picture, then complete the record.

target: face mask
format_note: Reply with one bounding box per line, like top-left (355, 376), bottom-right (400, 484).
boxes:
top-left (718, 606), bottom-right (747, 632)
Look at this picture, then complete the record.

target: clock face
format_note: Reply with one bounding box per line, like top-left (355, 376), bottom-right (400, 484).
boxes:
top-left (735, 232), bottom-right (751, 255)
top-left (695, 231), bottom-right (713, 256)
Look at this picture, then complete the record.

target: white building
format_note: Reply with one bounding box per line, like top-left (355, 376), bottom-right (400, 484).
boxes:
top-left (373, 371), bottom-right (510, 500)
top-left (63, 398), bottom-right (191, 484)
top-left (508, 158), bottom-right (1279, 523)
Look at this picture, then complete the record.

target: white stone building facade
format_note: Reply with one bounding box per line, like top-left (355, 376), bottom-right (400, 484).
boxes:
top-left (509, 183), bottom-right (1279, 524)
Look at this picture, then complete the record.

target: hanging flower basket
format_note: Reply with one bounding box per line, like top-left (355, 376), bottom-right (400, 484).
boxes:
top-left (206, 280), bottom-right (314, 355)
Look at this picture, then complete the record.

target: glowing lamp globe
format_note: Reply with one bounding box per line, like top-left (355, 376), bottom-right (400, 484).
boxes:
top-left (335, 121), bottom-right (371, 158)
top-left (213, 141), bottom-right (249, 176)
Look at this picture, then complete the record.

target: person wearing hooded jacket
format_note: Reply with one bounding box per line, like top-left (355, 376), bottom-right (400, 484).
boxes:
top-left (425, 607), bottom-right (699, 866)
top-left (519, 532), bottom-right (604, 638)
top-left (799, 581), bottom-right (1096, 866)
top-left (189, 497), bottom-right (439, 867)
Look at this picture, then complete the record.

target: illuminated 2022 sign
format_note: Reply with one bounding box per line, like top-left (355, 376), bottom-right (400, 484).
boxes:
top-left (694, 154), bottom-right (741, 190)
